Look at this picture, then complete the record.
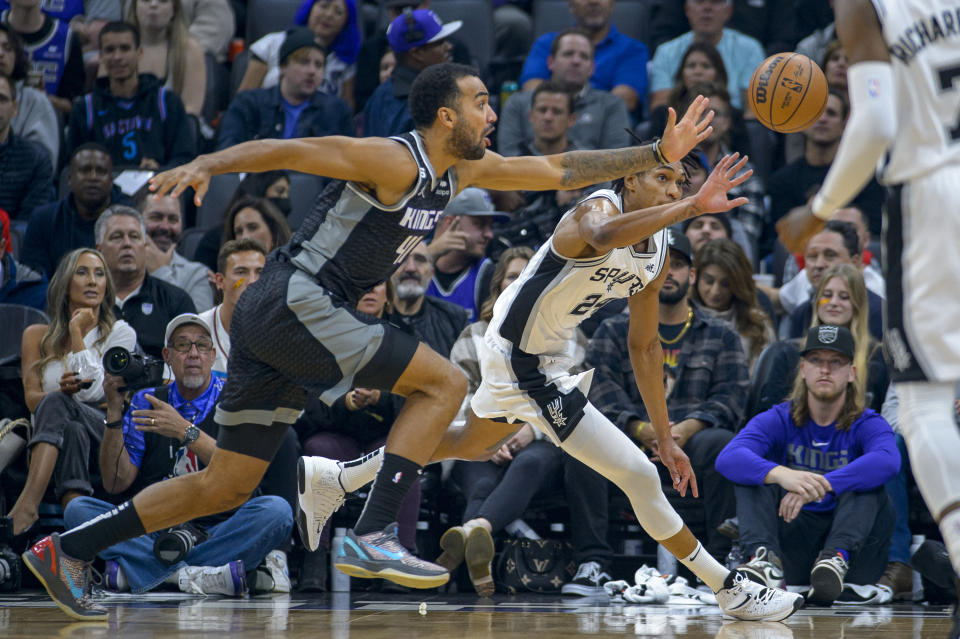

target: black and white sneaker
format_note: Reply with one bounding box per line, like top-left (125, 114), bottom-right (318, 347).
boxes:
top-left (807, 550), bottom-right (848, 606)
top-left (561, 561), bottom-right (611, 596)
top-left (716, 570), bottom-right (803, 621)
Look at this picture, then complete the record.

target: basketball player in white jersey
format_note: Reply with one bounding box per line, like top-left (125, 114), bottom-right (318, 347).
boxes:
top-left (777, 1), bottom-right (960, 632)
top-left (303, 150), bottom-right (804, 620)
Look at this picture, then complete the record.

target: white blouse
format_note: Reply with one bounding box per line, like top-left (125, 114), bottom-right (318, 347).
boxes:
top-left (38, 321), bottom-right (138, 403)
top-left (248, 30), bottom-right (355, 100)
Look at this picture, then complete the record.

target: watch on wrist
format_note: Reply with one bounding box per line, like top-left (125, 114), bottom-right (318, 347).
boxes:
top-left (182, 424), bottom-right (200, 446)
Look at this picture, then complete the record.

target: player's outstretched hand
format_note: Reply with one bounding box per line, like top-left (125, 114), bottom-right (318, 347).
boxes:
top-left (660, 95), bottom-right (714, 163)
top-left (149, 157), bottom-right (214, 206)
top-left (692, 153), bottom-right (752, 214)
top-left (657, 438), bottom-right (699, 499)
top-left (777, 202), bottom-right (825, 253)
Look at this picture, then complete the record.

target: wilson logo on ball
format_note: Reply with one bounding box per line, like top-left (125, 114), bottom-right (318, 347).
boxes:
top-left (753, 57), bottom-right (783, 104)
top-left (748, 52), bottom-right (827, 133)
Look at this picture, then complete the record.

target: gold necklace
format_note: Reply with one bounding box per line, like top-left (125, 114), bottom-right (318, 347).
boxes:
top-left (659, 307), bottom-right (694, 345)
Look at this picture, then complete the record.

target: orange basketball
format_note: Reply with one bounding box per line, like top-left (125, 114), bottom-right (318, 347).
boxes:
top-left (748, 52), bottom-right (828, 133)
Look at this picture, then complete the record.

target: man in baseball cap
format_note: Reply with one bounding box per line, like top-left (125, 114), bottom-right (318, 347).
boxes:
top-left (800, 324), bottom-right (856, 363)
top-left (426, 188), bottom-right (507, 321)
top-left (363, 8), bottom-right (462, 137)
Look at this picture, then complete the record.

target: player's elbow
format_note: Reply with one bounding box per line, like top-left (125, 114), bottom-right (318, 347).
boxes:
top-left (581, 219), bottom-right (616, 253)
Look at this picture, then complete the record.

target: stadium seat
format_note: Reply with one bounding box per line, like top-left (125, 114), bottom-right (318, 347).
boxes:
top-left (0, 304), bottom-right (49, 369)
top-left (196, 173), bottom-right (241, 230)
top-left (431, 0), bottom-right (494, 73)
top-left (245, 0), bottom-right (302, 45)
top-left (288, 172), bottom-right (327, 230)
top-left (176, 227), bottom-right (208, 263)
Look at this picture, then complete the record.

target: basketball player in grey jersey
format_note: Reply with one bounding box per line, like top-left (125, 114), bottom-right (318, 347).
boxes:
top-left (778, 4), bottom-right (960, 633)
top-left (22, 63), bottom-right (716, 619)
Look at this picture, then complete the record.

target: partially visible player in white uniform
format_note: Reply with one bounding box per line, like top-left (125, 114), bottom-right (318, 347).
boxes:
top-left (303, 149), bottom-right (804, 620)
top-left (778, 1), bottom-right (960, 632)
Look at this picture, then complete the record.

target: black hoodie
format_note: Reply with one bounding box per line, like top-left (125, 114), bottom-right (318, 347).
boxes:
top-left (66, 74), bottom-right (196, 170)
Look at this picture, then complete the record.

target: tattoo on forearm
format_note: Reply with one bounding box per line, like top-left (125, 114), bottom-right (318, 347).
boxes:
top-left (671, 202), bottom-right (703, 225)
top-left (559, 146), bottom-right (659, 187)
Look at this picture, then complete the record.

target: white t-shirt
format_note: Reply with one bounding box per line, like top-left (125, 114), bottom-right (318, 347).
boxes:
top-left (248, 31), bottom-right (355, 99)
top-left (198, 305), bottom-right (229, 378)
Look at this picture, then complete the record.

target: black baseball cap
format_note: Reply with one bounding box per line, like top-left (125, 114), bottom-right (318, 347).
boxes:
top-left (665, 227), bottom-right (693, 264)
top-left (801, 325), bottom-right (855, 361)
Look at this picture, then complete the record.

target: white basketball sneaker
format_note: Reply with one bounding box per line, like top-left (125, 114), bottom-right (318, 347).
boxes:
top-left (716, 570), bottom-right (803, 621)
top-left (297, 456), bottom-right (346, 552)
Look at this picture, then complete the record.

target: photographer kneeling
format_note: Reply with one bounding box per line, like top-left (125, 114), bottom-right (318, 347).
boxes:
top-left (64, 314), bottom-right (292, 595)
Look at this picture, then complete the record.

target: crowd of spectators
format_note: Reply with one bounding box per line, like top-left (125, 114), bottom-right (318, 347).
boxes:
top-left (0, 0), bottom-right (952, 603)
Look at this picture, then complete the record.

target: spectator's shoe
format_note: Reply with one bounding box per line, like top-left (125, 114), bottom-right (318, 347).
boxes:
top-left (333, 523), bottom-right (449, 589)
top-left (21, 534), bottom-right (107, 621)
top-left (561, 561), bottom-right (612, 596)
top-left (297, 456), bottom-right (346, 552)
top-left (911, 539), bottom-right (955, 589)
top-left (178, 560), bottom-right (247, 596)
top-left (717, 517), bottom-right (740, 541)
top-left (436, 526), bottom-right (466, 572)
top-left (807, 550), bottom-right (848, 606)
top-left (716, 569), bottom-right (803, 621)
top-left (737, 546), bottom-right (786, 589)
top-left (877, 560), bottom-right (913, 601)
top-left (103, 560), bottom-right (129, 592)
top-left (464, 526), bottom-right (495, 597)
top-left (251, 550), bottom-right (291, 594)
top-left (298, 548), bottom-right (328, 592)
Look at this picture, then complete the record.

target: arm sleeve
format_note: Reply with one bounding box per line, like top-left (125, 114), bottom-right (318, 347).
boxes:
top-left (683, 327), bottom-right (750, 430)
top-left (518, 34), bottom-right (553, 86)
top-left (714, 410), bottom-right (783, 485)
top-left (585, 318), bottom-right (644, 431)
top-left (67, 322), bottom-right (138, 403)
top-left (824, 414), bottom-right (901, 493)
top-left (811, 61), bottom-right (896, 219)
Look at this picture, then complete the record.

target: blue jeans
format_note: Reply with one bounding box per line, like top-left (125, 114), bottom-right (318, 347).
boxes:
top-left (64, 495), bottom-right (292, 593)
top-left (884, 434), bottom-right (913, 564)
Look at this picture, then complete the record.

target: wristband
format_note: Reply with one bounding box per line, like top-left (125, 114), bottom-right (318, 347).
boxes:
top-left (632, 420), bottom-right (648, 440)
top-left (652, 139), bottom-right (668, 165)
top-left (103, 418), bottom-right (123, 429)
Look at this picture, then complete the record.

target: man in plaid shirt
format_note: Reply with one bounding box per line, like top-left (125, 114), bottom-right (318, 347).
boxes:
top-left (586, 232), bottom-right (749, 563)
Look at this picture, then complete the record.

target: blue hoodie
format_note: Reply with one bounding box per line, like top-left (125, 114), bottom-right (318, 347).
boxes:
top-left (715, 402), bottom-right (899, 512)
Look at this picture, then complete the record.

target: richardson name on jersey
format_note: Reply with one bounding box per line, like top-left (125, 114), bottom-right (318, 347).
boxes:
top-left (398, 207), bottom-right (444, 232)
top-left (889, 8), bottom-right (960, 64)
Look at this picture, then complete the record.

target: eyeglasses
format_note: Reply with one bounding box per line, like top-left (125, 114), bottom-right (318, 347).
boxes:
top-left (170, 339), bottom-right (214, 353)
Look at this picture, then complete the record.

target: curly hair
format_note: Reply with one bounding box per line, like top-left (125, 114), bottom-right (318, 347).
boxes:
top-left (408, 62), bottom-right (479, 130)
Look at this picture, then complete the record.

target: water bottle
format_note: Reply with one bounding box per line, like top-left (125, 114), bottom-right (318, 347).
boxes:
top-left (500, 80), bottom-right (519, 109)
top-left (330, 528), bottom-right (350, 592)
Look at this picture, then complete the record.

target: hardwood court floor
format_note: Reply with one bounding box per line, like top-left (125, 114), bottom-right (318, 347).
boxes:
top-left (0, 590), bottom-right (954, 639)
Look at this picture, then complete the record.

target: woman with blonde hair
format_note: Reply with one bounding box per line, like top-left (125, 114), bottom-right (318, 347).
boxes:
top-left (692, 238), bottom-right (774, 373)
top-left (811, 263), bottom-right (888, 410)
top-left (3, 248), bottom-right (137, 535)
top-left (127, 0), bottom-right (207, 116)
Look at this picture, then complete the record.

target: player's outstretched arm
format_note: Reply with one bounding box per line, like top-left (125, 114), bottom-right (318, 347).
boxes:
top-left (626, 272), bottom-right (698, 498)
top-left (777, 0), bottom-right (893, 252)
top-left (579, 153), bottom-right (752, 254)
top-left (149, 137), bottom-right (416, 205)
top-left (459, 96), bottom-right (714, 192)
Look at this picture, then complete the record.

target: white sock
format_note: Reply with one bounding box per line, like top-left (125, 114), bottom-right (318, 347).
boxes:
top-left (940, 509), bottom-right (960, 578)
top-left (338, 447), bottom-right (383, 493)
top-left (678, 541), bottom-right (729, 593)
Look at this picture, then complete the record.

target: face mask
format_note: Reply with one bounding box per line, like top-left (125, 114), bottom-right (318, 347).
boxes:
top-left (269, 197), bottom-right (292, 217)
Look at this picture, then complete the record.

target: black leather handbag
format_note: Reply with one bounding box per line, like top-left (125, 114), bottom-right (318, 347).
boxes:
top-left (494, 538), bottom-right (577, 594)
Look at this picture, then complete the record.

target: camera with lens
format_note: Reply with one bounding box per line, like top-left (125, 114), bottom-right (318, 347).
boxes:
top-left (153, 523), bottom-right (209, 565)
top-left (103, 346), bottom-right (165, 391)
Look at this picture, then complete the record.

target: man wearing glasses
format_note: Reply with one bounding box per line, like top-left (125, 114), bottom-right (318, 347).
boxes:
top-left (715, 325), bottom-right (900, 607)
top-left (61, 314), bottom-right (291, 596)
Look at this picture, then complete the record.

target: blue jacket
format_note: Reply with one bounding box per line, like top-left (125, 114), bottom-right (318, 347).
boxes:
top-left (362, 64), bottom-right (418, 138)
top-left (0, 132), bottom-right (54, 220)
top-left (217, 85), bottom-right (354, 150)
top-left (0, 252), bottom-right (47, 310)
